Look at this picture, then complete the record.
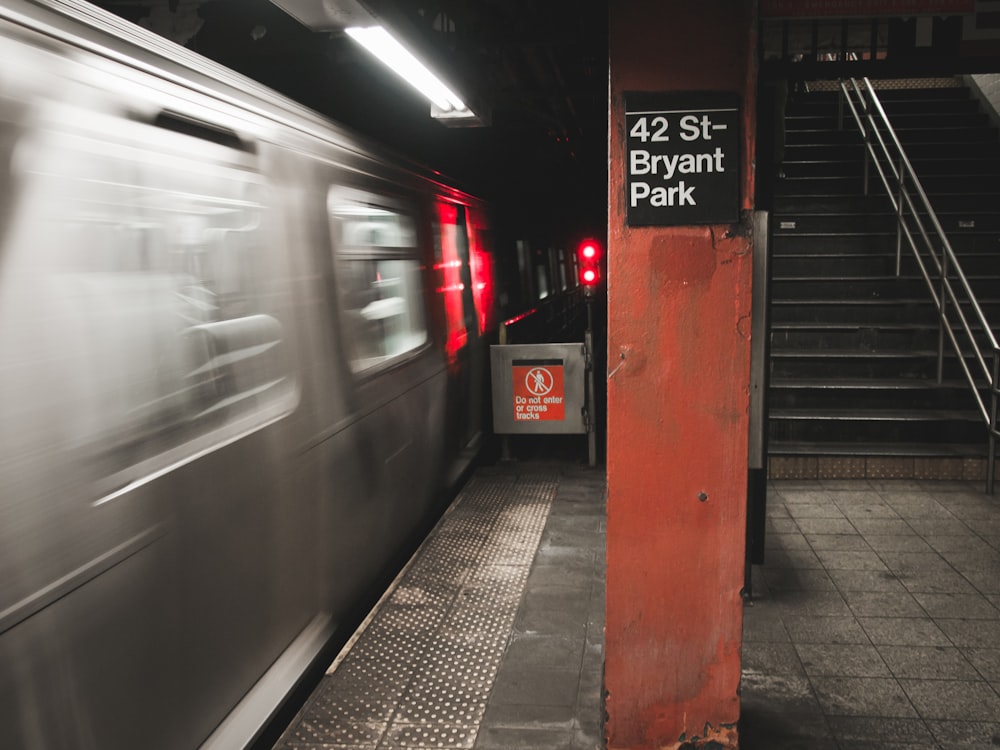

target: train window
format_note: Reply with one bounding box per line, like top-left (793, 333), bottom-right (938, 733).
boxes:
top-left (536, 264), bottom-right (550, 300)
top-left (327, 192), bottom-right (427, 373)
top-left (0, 114), bottom-right (297, 491)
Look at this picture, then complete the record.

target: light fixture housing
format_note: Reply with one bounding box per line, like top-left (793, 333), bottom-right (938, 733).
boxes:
top-left (269, 0), bottom-right (485, 126)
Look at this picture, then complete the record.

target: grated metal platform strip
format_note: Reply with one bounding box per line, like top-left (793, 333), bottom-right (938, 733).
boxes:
top-left (274, 470), bottom-right (558, 749)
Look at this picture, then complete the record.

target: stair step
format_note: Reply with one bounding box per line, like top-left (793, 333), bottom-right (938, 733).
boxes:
top-left (772, 253), bottom-right (1000, 276)
top-left (772, 230), bottom-right (1000, 253)
top-left (767, 84), bottom-right (999, 462)
top-left (785, 141), bottom-right (1000, 161)
top-left (783, 158), bottom-right (1000, 179)
top-left (771, 407), bottom-right (979, 422)
top-left (787, 112), bottom-right (989, 131)
top-left (771, 275), bottom-right (945, 300)
top-left (771, 323), bottom-right (940, 350)
top-left (769, 407), bottom-right (984, 443)
top-left (786, 127), bottom-right (999, 146)
top-left (773, 193), bottom-right (1000, 214)
top-left (769, 377), bottom-right (982, 410)
top-left (767, 440), bottom-right (986, 458)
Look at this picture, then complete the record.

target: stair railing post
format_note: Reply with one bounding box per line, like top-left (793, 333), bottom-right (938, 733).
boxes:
top-left (861, 85), bottom-right (872, 197)
top-left (896, 158), bottom-right (905, 277)
top-left (937, 247), bottom-right (950, 386)
top-left (989, 350), bottom-right (1000, 493)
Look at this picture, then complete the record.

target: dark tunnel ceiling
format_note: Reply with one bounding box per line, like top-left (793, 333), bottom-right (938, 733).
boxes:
top-left (87, 0), bottom-right (610, 239)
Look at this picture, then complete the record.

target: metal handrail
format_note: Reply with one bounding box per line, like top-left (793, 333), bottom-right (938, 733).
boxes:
top-left (838, 77), bottom-right (1000, 492)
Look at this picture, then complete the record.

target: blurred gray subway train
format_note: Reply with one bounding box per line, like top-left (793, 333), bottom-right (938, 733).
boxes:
top-left (0, 1), bottom-right (505, 747)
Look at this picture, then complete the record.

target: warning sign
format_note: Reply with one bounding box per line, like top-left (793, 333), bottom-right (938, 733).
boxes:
top-left (512, 358), bottom-right (565, 421)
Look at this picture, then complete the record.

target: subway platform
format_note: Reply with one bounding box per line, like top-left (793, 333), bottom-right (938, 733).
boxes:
top-left (272, 460), bottom-right (606, 750)
top-left (742, 478), bottom-right (1000, 750)
top-left (271, 464), bottom-right (1000, 750)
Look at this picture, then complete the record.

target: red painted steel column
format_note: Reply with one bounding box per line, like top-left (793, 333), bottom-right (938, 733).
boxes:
top-left (605, 2), bottom-right (757, 749)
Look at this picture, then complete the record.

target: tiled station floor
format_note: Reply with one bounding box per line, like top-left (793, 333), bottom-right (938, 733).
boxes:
top-left (271, 460), bottom-right (606, 750)
top-left (741, 478), bottom-right (1000, 750)
top-left (271, 464), bottom-right (1000, 750)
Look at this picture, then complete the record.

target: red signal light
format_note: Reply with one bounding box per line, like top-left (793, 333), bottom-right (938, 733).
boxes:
top-left (576, 238), bottom-right (602, 291)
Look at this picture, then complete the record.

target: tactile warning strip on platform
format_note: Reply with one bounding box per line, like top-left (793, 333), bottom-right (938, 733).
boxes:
top-left (275, 470), bottom-right (558, 750)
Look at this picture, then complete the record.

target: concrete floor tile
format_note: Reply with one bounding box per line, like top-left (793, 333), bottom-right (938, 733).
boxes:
top-left (907, 518), bottom-right (974, 535)
top-left (879, 551), bottom-right (956, 575)
top-left (783, 614), bottom-right (871, 644)
top-left (961, 569), bottom-right (1000, 595)
top-left (764, 566), bottom-right (838, 592)
top-left (843, 590), bottom-right (925, 617)
top-left (473, 726), bottom-right (575, 750)
top-left (899, 569), bottom-right (980, 595)
top-left (839, 502), bottom-right (902, 520)
top-left (827, 568), bottom-right (908, 592)
top-left (742, 641), bottom-right (806, 676)
top-left (822, 483), bottom-right (876, 494)
top-left (526, 564), bottom-right (594, 590)
top-left (479, 703), bottom-right (576, 730)
top-left (742, 604), bottom-right (790, 643)
top-left (913, 592), bottom-right (1000, 619)
top-left (804, 533), bottom-right (870, 551)
top-left (740, 673), bottom-right (835, 750)
top-left (962, 648), bottom-right (1000, 681)
top-left (882, 498), bottom-right (955, 519)
top-left (775, 588), bottom-right (852, 617)
top-left (936, 618), bottom-right (1000, 648)
top-left (787, 503), bottom-right (847, 519)
top-left (767, 502), bottom-right (794, 519)
top-left (540, 528), bottom-right (604, 550)
top-left (937, 496), bottom-right (1000, 522)
top-left (503, 634), bottom-right (584, 671)
top-left (490, 667), bottom-right (579, 708)
top-left (814, 548), bottom-right (889, 570)
top-left (923, 534), bottom-right (992, 554)
top-left (859, 617), bottom-right (951, 647)
top-left (863, 534), bottom-right (933, 553)
top-left (767, 547), bottom-right (825, 569)
top-left (925, 719), bottom-right (1000, 749)
top-left (795, 517), bottom-right (858, 534)
top-left (878, 646), bottom-right (980, 679)
top-left (868, 480), bottom-right (930, 492)
top-left (826, 715), bottom-right (936, 745)
top-left (852, 518), bottom-right (915, 535)
top-left (767, 531), bottom-right (812, 550)
top-left (811, 675), bottom-right (917, 718)
top-left (768, 517), bottom-right (800, 534)
top-left (775, 488), bottom-right (833, 504)
top-left (795, 643), bottom-right (891, 677)
top-left (569, 729), bottom-right (603, 750)
top-left (900, 678), bottom-right (1000, 721)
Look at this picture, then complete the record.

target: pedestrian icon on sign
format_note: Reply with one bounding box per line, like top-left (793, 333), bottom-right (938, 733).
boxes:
top-left (525, 367), bottom-right (554, 397)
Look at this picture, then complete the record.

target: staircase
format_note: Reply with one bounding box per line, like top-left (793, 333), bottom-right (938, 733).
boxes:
top-left (767, 79), bottom-right (1000, 481)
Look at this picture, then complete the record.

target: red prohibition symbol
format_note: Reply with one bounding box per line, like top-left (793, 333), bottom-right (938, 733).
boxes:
top-left (525, 367), bottom-right (554, 396)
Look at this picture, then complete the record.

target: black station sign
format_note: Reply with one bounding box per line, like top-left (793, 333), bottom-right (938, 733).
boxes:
top-left (624, 91), bottom-right (740, 226)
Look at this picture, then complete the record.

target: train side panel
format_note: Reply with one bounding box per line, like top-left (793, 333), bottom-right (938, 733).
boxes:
top-left (0, 3), bottom-right (491, 748)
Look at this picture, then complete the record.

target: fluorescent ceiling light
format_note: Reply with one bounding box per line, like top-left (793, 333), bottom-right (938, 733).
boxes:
top-left (345, 26), bottom-right (469, 114)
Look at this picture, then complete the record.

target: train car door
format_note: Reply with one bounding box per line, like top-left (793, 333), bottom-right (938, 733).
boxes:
top-left (318, 181), bottom-right (446, 607)
top-left (434, 201), bottom-right (486, 476)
